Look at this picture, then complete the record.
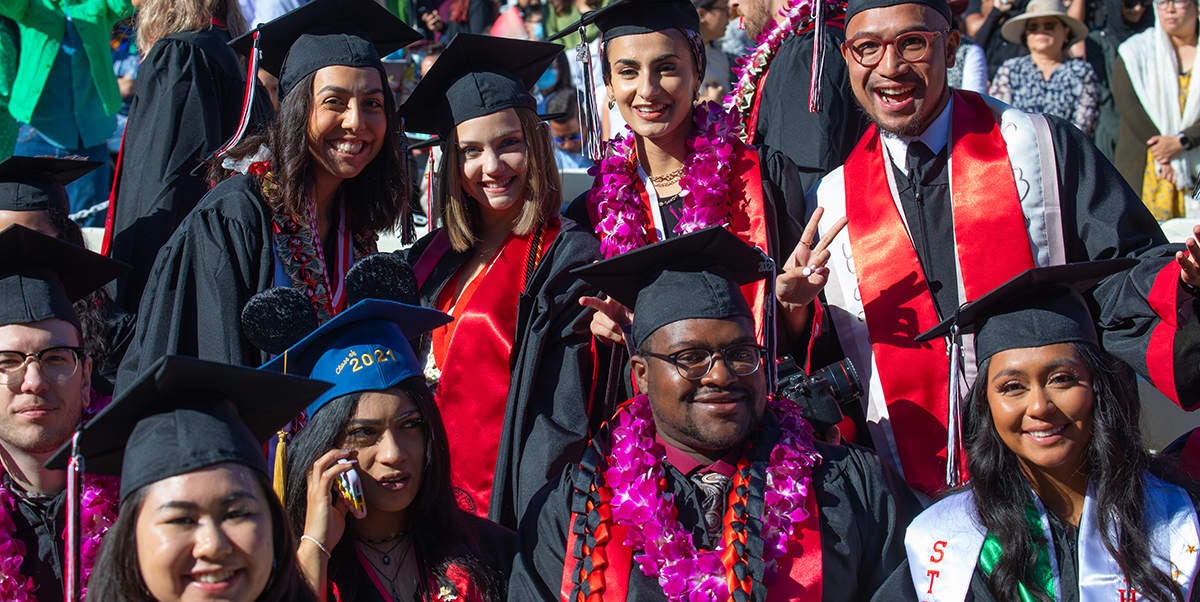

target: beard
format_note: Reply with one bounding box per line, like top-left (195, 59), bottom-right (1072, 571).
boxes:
top-left (676, 384), bottom-right (763, 451)
top-left (0, 396), bottom-right (82, 454)
top-left (852, 92), bottom-right (932, 138)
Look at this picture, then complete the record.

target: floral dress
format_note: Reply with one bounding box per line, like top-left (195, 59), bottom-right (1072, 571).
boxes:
top-left (1142, 71), bottom-right (1191, 221)
top-left (989, 55), bottom-right (1101, 137)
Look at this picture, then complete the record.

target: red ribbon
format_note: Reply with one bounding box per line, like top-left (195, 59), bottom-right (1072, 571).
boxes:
top-left (842, 90), bottom-right (1034, 496)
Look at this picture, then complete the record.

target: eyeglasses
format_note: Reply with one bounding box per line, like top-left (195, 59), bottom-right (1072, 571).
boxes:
top-left (0, 347), bottom-right (85, 384)
top-left (642, 344), bottom-right (767, 381)
top-left (1155, 0), bottom-right (1194, 9)
top-left (843, 30), bottom-right (949, 67)
top-left (1025, 20), bottom-right (1061, 32)
top-left (553, 133), bottom-right (581, 145)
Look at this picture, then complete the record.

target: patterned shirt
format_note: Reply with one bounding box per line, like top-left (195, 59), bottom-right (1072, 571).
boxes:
top-left (989, 55), bottom-right (1101, 138)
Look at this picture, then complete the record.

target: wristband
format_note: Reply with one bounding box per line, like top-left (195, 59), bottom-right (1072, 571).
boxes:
top-left (301, 535), bottom-right (331, 558)
top-left (1178, 132), bottom-right (1193, 150)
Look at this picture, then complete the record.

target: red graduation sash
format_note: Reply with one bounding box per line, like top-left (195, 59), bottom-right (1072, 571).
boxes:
top-left (413, 220), bottom-right (562, 518)
top-left (842, 90), bottom-right (1035, 496)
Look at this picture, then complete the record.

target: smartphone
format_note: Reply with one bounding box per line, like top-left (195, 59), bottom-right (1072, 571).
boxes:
top-left (334, 459), bottom-right (367, 519)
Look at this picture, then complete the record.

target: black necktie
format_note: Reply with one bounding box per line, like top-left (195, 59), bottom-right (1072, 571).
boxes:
top-left (906, 140), bottom-right (936, 191)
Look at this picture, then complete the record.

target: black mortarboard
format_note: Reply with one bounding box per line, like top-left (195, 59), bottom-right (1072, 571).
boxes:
top-left (845, 0), bottom-right (952, 27)
top-left (572, 226), bottom-right (771, 348)
top-left (547, 0), bottom-right (701, 42)
top-left (0, 157), bottom-right (103, 213)
top-left (229, 0), bottom-right (420, 101)
top-left (915, 259), bottom-right (1138, 364)
top-left (45, 355), bottom-right (331, 501)
top-left (0, 225), bottom-right (129, 330)
top-left (400, 34), bottom-right (562, 137)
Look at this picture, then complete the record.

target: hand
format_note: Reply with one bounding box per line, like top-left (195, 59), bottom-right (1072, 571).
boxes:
top-left (303, 448), bottom-right (356, 555)
top-left (1179, 224), bottom-right (1200, 289)
top-left (580, 295), bottom-right (633, 346)
top-left (421, 11), bottom-right (444, 31)
top-left (993, 0), bottom-right (1013, 14)
top-left (1161, 162), bottom-right (1179, 186)
top-left (1148, 135), bottom-right (1185, 164)
top-left (776, 207), bottom-right (848, 311)
top-left (697, 83), bottom-right (726, 104)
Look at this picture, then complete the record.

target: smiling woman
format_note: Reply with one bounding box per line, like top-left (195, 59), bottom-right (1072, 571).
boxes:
top-left (114, 0), bottom-right (422, 391)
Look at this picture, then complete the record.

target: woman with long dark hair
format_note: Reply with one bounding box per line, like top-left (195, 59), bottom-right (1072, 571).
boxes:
top-left (67, 356), bottom-right (328, 602)
top-left (115, 0), bottom-right (420, 389)
top-left (880, 262), bottom-right (1200, 602)
top-left (264, 300), bottom-right (514, 602)
top-left (397, 34), bottom-right (604, 529)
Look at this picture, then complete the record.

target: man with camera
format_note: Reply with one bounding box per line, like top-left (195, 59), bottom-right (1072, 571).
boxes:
top-left (509, 228), bottom-right (920, 602)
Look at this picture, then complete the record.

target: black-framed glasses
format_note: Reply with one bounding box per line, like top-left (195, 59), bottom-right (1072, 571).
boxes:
top-left (0, 347), bottom-right (85, 384)
top-left (642, 344), bottom-right (767, 381)
top-left (553, 133), bottom-right (582, 145)
top-left (843, 30), bottom-right (950, 67)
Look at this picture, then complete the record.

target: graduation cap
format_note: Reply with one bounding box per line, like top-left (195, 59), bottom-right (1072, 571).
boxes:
top-left (913, 259), bottom-right (1136, 487)
top-left (229, 0), bottom-right (420, 101)
top-left (44, 355), bottom-right (332, 502)
top-left (0, 157), bottom-right (103, 213)
top-left (0, 225), bottom-right (129, 330)
top-left (260, 299), bottom-right (451, 419)
top-left (845, 0), bottom-right (952, 28)
top-left (400, 34), bottom-right (562, 137)
top-left (547, 0), bottom-right (701, 42)
top-left (572, 226), bottom-right (772, 349)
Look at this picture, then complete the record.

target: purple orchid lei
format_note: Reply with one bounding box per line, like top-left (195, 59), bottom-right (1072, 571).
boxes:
top-left (587, 102), bottom-right (740, 258)
top-left (724, 0), bottom-right (843, 142)
top-left (605, 395), bottom-right (821, 601)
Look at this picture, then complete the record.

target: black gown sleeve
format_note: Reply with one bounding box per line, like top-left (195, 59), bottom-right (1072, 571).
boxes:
top-left (114, 175), bottom-right (275, 391)
top-left (1046, 114), bottom-right (1200, 410)
top-left (755, 29), bottom-right (868, 196)
top-left (107, 31), bottom-right (247, 313)
top-left (757, 144), bottom-right (808, 259)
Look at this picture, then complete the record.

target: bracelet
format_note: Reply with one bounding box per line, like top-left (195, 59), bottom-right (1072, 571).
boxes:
top-left (301, 535), bottom-right (331, 558)
top-left (1182, 280), bottom-right (1200, 298)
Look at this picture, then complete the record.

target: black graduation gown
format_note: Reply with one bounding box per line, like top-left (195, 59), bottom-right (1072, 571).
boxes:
top-left (510, 412), bottom-right (924, 602)
top-left (403, 219), bottom-right (604, 530)
top-left (752, 29), bottom-right (869, 199)
top-left (114, 174), bottom-right (276, 391)
top-left (807, 112), bottom-right (1200, 434)
top-left (107, 25), bottom-right (273, 313)
top-left (4, 478), bottom-right (66, 602)
top-left (326, 513), bottom-right (516, 602)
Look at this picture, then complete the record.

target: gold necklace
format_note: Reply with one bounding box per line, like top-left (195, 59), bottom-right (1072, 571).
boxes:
top-left (648, 164), bottom-right (685, 186)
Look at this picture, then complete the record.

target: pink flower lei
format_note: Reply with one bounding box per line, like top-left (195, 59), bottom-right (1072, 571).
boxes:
top-left (605, 395), bottom-right (821, 601)
top-left (724, 0), bottom-right (843, 142)
top-left (588, 102), bottom-right (740, 258)
top-left (0, 395), bottom-right (121, 601)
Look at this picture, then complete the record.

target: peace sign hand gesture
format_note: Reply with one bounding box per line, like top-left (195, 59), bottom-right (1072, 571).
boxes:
top-left (777, 207), bottom-right (848, 312)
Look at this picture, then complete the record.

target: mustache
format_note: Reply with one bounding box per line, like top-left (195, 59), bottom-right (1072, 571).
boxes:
top-left (685, 384), bottom-right (753, 404)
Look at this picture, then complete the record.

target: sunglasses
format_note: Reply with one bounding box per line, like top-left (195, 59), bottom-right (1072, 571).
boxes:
top-left (554, 133), bottom-right (582, 145)
top-left (1025, 20), bottom-right (1062, 32)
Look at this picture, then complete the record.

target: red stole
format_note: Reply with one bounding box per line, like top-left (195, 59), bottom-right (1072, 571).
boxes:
top-left (413, 220), bottom-right (562, 518)
top-left (841, 90), bottom-right (1035, 496)
top-left (585, 143), bottom-right (772, 343)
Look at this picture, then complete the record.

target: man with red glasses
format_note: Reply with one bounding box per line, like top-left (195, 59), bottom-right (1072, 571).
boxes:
top-left (801, 0), bottom-right (1200, 499)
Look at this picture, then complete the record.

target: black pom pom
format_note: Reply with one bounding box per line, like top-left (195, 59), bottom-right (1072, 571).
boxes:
top-left (240, 287), bottom-right (319, 355)
top-left (345, 252), bottom-right (419, 306)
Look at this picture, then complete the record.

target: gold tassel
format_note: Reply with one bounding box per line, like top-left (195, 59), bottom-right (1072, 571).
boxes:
top-left (273, 430), bottom-right (287, 501)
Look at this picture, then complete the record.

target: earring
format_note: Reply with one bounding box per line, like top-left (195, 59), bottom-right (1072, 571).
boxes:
top-left (608, 97), bottom-right (615, 110)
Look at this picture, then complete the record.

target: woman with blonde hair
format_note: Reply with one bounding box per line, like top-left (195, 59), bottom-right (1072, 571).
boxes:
top-left (104, 0), bottom-right (273, 314)
top-left (399, 34), bottom-right (603, 530)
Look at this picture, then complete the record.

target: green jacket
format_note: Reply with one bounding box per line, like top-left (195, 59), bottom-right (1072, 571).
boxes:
top-left (0, 0), bottom-right (133, 124)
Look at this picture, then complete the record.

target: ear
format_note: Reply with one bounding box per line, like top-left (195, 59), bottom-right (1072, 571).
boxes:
top-left (79, 355), bottom-right (92, 409)
top-left (631, 354), bottom-right (650, 394)
top-left (945, 29), bottom-right (961, 67)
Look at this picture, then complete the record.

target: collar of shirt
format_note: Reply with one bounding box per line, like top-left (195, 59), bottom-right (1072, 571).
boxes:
top-left (651, 432), bottom-right (741, 479)
top-left (879, 94), bottom-right (953, 176)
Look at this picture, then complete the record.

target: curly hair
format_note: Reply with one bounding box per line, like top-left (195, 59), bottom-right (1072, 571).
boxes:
top-left (966, 342), bottom-right (1189, 602)
top-left (213, 68), bottom-right (410, 235)
top-left (136, 0), bottom-right (246, 54)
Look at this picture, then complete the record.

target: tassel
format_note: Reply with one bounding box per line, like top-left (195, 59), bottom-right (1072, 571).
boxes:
top-left (64, 430), bottom-right (83, 602)
top-left (945, 323), bottom-right (965, 488)
top-left (216, 29), bottom-right (262, 160)
top-left (577, 25), bottom-right (605, 163)
top-left (807, 0), bottom-right (825, 113)
top-left (274, 429), bottom-right (288, 501)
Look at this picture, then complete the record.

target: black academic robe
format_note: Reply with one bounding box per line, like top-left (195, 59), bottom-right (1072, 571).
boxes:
top-left (114, 174), bottom-right (277, 391)
top-left (4, 477), bottom-right (66, 602)
top-left (106, 25), bottom-right (273, 313)
top-left (403, 219), bottom-right (604, 530)
top-left (510, 411), bottom-right (924, 602)
top-left (326, 513), bottom-right (516, 602)
top-left (751, 28), bottom-right (868, 198)
top-left (808, 112), bottom-right (1200, 446)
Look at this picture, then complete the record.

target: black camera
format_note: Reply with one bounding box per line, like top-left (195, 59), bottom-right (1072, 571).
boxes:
top-left (775, 356), bottom-right (864, 433)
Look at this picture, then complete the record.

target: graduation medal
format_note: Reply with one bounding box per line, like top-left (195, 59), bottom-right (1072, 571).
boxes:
top-left (604, 395), bottom-right (820, 601)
